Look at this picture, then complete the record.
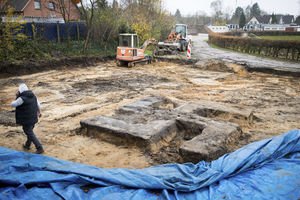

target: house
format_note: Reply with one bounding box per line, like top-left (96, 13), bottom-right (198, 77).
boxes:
top-left (246, 15), bottom-right (295, 31)
top-left (207, 25), bottom-right (229, 33)
top-left (227, 24), bottom-right (239, 31)
top-left (0, 0), bottom-right (80, 23)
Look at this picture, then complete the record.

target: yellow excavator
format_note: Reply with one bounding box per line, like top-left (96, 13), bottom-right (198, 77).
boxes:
top-left (116, 34), bottom-right (158, 67)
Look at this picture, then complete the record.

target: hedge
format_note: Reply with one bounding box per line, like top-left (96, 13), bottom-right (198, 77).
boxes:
top-left (209, 32), bottom-right (300, 61)
top-left (224, 31), bottom-right (300, 37)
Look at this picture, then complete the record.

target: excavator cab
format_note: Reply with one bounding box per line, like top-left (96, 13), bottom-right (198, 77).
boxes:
top-left (174, 24), bottom-right (187, 39)
top-left (119, 34), bottom-right (139, 48)
top-left (116, 34), bottom-right (157, 67)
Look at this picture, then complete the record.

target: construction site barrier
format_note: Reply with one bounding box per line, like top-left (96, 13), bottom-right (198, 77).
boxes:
top-left (186, 39), bottom-right (192, 59)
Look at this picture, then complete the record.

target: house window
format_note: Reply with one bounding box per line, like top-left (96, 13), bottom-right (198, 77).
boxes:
top-left (50, 11), bottom-right (56, 17)
top-left (49, 2), bottom-right (55, 10)
top-left (34, 1), bottom-right (41, 9)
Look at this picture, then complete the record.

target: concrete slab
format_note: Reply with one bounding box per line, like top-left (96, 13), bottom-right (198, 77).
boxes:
top-left (80, 116), bottom-right (177, 148)
top-left (175, 102), bottom-right (254, 125)
top-left (80, 96), bottom-right (250, 163)
top-left (118, 96), bottom-right (174, 114)
top-left (178, 116), bottom-right (242, 163)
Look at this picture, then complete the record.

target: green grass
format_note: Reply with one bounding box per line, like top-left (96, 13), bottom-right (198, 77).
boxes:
top-left (259, 36), bottom-right (300, 41)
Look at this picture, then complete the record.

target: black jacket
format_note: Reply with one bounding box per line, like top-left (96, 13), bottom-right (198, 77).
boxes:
top-left (16, 90), bottom-right (38, 125)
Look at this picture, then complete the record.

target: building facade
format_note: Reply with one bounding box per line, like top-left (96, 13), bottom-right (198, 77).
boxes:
top-left (0, 0), bottom-right (80, 23)
top-left (246, 15), bottom-right (295, 31)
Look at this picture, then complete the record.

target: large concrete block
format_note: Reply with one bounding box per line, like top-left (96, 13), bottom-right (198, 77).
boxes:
top-left (179, 118), bottom-right (242, 163)
top-left (118, 96), bottom-right (174, 115)
top-left (175, 102), bottom-right (254, 125)
top-left (80, 96), bottom-right (248, 163)
top-left (80, 116), bottom-right (177, 148)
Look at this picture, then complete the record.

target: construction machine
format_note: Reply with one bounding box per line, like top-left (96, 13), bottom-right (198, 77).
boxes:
top-left (116, 34), bottom-right (158, 67)
top-left (158, 24), bottom-right (188, 53)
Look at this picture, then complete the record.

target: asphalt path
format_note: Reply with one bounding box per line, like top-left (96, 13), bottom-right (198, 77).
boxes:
top-left (191, 34), bottom-right (300, 74)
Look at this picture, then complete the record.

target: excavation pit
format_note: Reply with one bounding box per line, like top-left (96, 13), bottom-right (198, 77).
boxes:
top-left (80, 96), bottom-right (252, 164)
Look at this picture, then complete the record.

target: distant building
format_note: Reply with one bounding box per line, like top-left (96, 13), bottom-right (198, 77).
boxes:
top-left (227, 24), bottom-right (239, 31)
top-left (207, 25), bottom-right (229, 33)
top-left (245, 15), bottom-right (295, 31)
top-left (0, 0), bottom-right (80, 23)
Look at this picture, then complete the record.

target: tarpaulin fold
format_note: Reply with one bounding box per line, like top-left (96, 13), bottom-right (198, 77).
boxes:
top-left (0, 129), bottom-right (299, 200)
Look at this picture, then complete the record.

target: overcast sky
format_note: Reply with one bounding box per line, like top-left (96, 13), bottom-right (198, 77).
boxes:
top-left (163, 0), bottom-right (300, 16)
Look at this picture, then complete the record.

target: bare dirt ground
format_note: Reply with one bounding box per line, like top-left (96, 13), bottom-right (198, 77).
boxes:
top-left (0, 61), bottom-right (299, 169)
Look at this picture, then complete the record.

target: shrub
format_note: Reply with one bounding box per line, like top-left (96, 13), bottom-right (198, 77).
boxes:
top-left (209, 32), bottom-right (300, 61)
top-left (0, 7), bottom-right (27, 62)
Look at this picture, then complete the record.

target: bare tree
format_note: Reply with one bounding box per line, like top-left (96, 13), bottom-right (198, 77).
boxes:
top-left (210, 0), bottom-right (223, 23)
top-left (80, 0), bottom-right (96, 53)
top-left (42, 0), bottom-right (77, 45)
top-left (223, 6), bottom-right (233, 23)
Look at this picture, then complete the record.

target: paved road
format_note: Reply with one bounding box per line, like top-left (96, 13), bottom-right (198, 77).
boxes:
top-left (191, 34), bottom-right (300, 74)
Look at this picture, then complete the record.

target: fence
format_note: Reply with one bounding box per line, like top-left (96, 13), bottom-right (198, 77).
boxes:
top-left (1, 22), bottom-right (87, 42)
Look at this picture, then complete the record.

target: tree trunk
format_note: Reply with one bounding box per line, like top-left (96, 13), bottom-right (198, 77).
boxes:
top-left (56, 22), bottom-right (60, 43)
top-left (65, 23), bottom-right (70, 47)
top-left (83, 27), bottom-right (92, 53)
top-left (286, 48), bottom-right (290, 59)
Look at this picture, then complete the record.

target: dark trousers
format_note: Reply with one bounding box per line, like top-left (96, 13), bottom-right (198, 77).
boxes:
top-left (22, 124), bottom-right (43, 150)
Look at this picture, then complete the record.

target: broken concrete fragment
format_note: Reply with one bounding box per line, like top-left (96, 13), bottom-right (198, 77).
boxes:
top-left (118, 96), bottom-right (174, 114)
top-left (178, 116), bottom-right (242, 163)
top-left (175, 102), bottom-right (254, 125)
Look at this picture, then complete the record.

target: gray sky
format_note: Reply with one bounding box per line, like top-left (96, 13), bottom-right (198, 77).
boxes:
top-left (163, 0), bottom-right (300, 16)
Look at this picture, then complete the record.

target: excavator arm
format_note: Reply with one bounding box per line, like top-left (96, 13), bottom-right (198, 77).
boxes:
top-left (141, 39), bottom-right (158, 52)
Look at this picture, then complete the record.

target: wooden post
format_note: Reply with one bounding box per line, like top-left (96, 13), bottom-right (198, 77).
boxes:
top-left (286, 49), bottom-right (290, 59)
top-left (77, 22), bottom-right (80, 41)
top-left (32, 22), bottom-right (36, 40)
top-left (56, 21), bottom-right (60, 43)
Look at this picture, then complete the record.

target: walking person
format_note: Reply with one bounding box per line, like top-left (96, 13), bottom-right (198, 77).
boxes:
top-left (10, 83), bottom-right (44, 154)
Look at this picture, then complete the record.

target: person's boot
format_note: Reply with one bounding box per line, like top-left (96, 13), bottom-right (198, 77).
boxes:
top-left (36, 148), bottom-right (44, 154)
top-left (22, 144), bottom-right (30, 151)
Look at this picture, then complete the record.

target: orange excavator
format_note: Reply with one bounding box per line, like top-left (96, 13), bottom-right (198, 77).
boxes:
top-left (116, 34), bottom-right (158, 67)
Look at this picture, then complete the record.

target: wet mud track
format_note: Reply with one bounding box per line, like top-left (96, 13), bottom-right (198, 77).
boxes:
top-left (192, 34), bottom-right (300, 75)
top-left (0, 61), bottom-right (299, 168)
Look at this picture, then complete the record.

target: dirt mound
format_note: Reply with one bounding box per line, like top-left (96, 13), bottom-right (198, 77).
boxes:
top-left (0, 56), bottom-right (114, 78)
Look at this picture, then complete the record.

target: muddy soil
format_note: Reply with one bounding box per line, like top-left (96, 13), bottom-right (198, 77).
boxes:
top-left (0, 61), bottom-right (299, 169)
top-left (192, 34), bottom-right (300, 75)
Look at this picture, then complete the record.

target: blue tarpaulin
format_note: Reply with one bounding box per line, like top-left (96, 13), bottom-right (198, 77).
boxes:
top-left (0, 129), bottom-right (299, 200)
